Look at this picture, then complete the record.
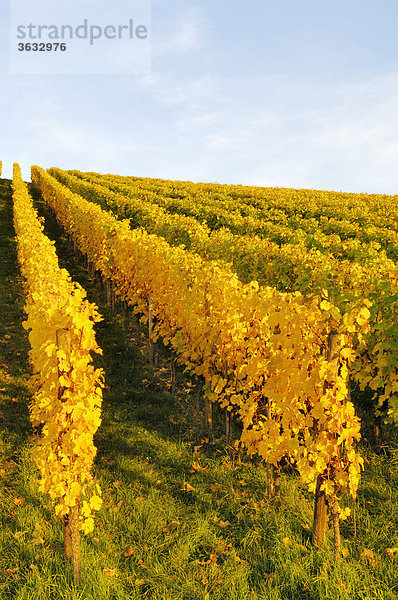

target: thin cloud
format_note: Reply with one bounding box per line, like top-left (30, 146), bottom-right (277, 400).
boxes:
top-left (153, 10), bottom-right (204, 56)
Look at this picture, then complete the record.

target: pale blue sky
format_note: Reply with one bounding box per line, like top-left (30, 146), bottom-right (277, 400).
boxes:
top-left (1, 0), bottom-right (398, 193)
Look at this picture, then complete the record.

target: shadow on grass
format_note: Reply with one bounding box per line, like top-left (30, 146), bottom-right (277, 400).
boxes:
top-left (0, 178), bottom-right (32, 444)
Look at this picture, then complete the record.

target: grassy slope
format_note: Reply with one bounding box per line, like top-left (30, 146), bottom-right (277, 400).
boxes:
top-left (0, 177), bottom-right (397, 599)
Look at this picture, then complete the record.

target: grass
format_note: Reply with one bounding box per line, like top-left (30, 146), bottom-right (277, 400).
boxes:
top-left (0, 177), bottom-right (397, 598)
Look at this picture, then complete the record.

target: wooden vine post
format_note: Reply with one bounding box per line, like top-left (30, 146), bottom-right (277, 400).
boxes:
top-left (170, 357), bottom-right (176, 393)
top-left (312, 330), bottom-right (340, 549)
top-left (205, 395), bottom-right (213, 431)
top-left (106, 280), bottom-right (112, 307)
top-left (266, 400), bottom-right (273, 499)
top-left (56, 328), bottom-right (81, 584)
top-left (203, 281), bottom-right (212, 431)
top-left (225, 409), bottom-right (233, 446)
top-left (225, 361), bottom-right (234, 447)
top-left (111, 288), bottom-right (116, 312)
top-left (196, 376), bottom-right (204, 415)
top-left (148, 295), bottom-right (155, 367)
top-left (328, 495), bottom-right (341, 565)
top-left (273, 464), bottom-right (281, 502)
top-left (312, 476), bottom-right (328, 547)
top-left (124, 302), bottom-right (130, 333)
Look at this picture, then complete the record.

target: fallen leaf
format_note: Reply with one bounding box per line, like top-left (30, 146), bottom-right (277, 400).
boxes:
top-left (216, 520), bottom-right (230, 528)
top-left (31, 537), bottom-right (44, 546)
top-left (191, 461), bottom-right (205, 472)
top-left (13, 497), bottom-right (26, 507)
top-left (181, 482), bottom-right (195, 492)
top-left (2, 567), bottom-right (20, 581)
top-left (103, 567), bottom-right (117, 577)
top-left (282, 537), bottom-right (292, 547)
top-left (360, 548), bottom-right (376, 566)
top-left (137, 559), bottom-right (148, 568)
top-left (4, 461), bottom-right (16, 470)
top-left (123, 547), bottom-right (134, 558)
top-left (2, 567), bottom-right (18, 574)
top-left (162, 520), bottom-right (180, 533)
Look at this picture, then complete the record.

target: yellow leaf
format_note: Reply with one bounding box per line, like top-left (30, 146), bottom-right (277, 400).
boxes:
top-left (102, 567), bottom-right (116, 577)
top-left (282, 537), bottom-right (292, 548)
top-left (320, 300), bottom-right (332, 311)
top-left (69, 481), bottom-right (81, 502)
top-left (89, 495), bottom-right (103, 511)
top-left (340, 348), bottom-right (353, 360)
top-left (216, 519), bottom-right (230, 528)
top-left (191, 461), bottom-right (204, 472)
top-left (360, 548), bottom-right (376, 566)
top-left (339, 507), bottom-right (351, 520)
top-left (181, 482), bottom-right (195, 492)
top-left (80, 517), bottom-right (94, 535)
top-left (58, 375), bottom-right (71, 388)
top-left (123, 547), bottom-right (134, 558)
top-left (13, 497), bottom-right (26, 507)
top-left (137, 559), bottom-right (148, 568)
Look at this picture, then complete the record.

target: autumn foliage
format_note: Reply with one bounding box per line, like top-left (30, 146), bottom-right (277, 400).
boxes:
top-left (12, 163), bottom-right (104, 535)
top-left (32, 164), bottom-right (370, 517)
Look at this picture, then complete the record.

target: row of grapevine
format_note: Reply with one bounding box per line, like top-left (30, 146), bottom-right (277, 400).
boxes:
top-left (12, 164), bottom-right (104, 581)
top-left (61, 169), bottom-right (398, 264)
top-left (48, 169), bottom-right (397, 281)
top-left (67, 169), bottom-right (398, 260)
top-left (32, 165), bottom-right (370, 558)
top-left (47, 168), bottom-right (398, 430)
top-left (79, 169), bottom-right (398, 231)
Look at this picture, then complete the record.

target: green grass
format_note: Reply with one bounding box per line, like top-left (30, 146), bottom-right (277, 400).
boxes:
top-left (0, 177), bottom-right (397, 598)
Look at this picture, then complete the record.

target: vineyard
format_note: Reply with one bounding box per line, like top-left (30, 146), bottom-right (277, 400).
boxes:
top-left (0, 163), bottom-right (398, 599)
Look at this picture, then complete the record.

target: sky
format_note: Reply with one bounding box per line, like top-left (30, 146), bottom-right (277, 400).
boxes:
top-left (1, 0), bottom-right (398, 193)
